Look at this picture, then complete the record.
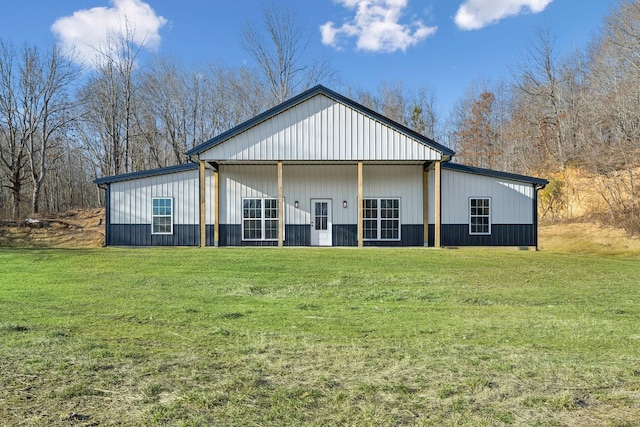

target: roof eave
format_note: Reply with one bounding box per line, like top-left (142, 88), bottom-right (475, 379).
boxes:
top-left (442, 162), bottom-right (548, 186)
top-left (93, 163), bottom-right (199, 185)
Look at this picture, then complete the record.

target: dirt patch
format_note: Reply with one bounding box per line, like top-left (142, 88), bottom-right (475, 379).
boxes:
top-left (0, 209), bottom-right (105, 248)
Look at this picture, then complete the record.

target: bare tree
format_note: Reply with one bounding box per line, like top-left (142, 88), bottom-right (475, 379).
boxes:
top-left (585, 0), bottom-right (640, 230)
top-left (241, 4), bottom-right (334, 104)
top-left (0, 40), bottom-right (79, 217)
top-left (377, 81), bottom-right (406, 124)
top-left (511, 26), bottom-right (574, 170)
top-left (0, 40), bottom-right (27, 218)
top-left (452, 89), bottom-right (499, 169)
top-left (78, 24), bottom-right (145, 177)
top-left (25, 46), bottom-right (80, 213)
top-left (138, 56), bottom-right (196, 166)
top-left (408, 87), bottom-right (441, 140)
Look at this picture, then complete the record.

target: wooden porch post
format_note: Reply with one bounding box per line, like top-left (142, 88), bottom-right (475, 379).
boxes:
top-left (423, 166), bottom-right (429, 246)
top-left (434, 160), bottom-right (442, 248)
top-left (357, 161), bottom-right (363, 248)
top-left (278, 160), bottom-right (284, 247)
top-left (199, 160), bottom-right (206, 248)
top-left (213, 168), bottom-right (219, 247)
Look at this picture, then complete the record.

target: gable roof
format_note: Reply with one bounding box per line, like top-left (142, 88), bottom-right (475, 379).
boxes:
top-left (186, 85), bottom-right (455, 161)
top-left (93, 163), bottom-right (199, 185)
top-left (442, 162), bottom-right (548, 187)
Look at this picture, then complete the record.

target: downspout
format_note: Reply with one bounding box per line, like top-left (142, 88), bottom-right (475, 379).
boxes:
top-left (534, 183), bottom-right (546, 251)
top-left (97, 183), bottom-right (110, 247)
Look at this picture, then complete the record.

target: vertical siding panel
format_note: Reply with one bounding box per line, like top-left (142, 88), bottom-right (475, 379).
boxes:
top-left (325, 104), bottom-right (331, 159)
top-left (307, 102), bottom-right (314, 160)
top-left (266, 115), bottom-right (273, 160)
top-left (334, 103), bottom-right (342, 160)
top-left (114, 188), bottom-right (122, 223)
top-left (315, 101), bottom-right (321, 159)
top-left (198, 93), bottom-right (449, 162)
top-left (298, 103), bottom-right (308, 159)
top-left (343, 104), bottom-right (350, 159)
top-left (278, 114), bottom-right (286, 159)
top-left (348, 107), bottom-right (355, 159)
top-left (296, 108), bottom-right (302, 160)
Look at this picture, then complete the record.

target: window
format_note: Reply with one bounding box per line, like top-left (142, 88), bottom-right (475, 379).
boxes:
top-left (315, 201), bottom-right (328, 230)
top-left (242, 198), bottom-right (282, 241)
top-left (363, 198), bottom-right (400, 240)
top-left (469, 197), bottom-right (491, 235)
top-left (152, 198), bottom-right (173, 234)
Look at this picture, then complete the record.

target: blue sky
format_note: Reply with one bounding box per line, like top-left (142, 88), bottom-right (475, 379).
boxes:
top-left (0, 0), bottom-right (613, 116)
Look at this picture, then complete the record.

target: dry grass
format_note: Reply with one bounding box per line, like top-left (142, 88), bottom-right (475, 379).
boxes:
top-left (539, 220), bottom-right (640, 257)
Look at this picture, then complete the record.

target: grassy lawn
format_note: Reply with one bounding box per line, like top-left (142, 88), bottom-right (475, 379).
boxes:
top-left (1, 247), bottom-right (639, 426)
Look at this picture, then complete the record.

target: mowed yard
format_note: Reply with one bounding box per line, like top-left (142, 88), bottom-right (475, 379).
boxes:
top-left (1, 246), bottom-right (639, 426)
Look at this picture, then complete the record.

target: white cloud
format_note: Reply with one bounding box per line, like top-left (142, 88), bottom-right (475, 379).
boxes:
top-left (321, 0), bottom-right (437, 53)
top-left (51, 0), bottom-right (168, 67)
top-left (454, 0), bottom-right (553, 30)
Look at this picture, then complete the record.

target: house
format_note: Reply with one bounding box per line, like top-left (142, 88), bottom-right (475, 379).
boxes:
top-left (94, 85), bottom-right (547, 248)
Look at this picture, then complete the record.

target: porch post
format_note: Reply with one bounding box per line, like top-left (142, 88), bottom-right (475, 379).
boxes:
top-left (423, 166), bottom-right (429, 246)
top-left (358, 161), bottom-right (363, 248)
top-left (213, 168), bottom-right (219, 247)
top-left (278, 160), bottom-right (284, 247)
top-left (199, 160), bottom-right (206, 248)
top-left (434, 160), bottom-right (442, 248)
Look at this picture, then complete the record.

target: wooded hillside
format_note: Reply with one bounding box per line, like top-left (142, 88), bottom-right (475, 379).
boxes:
top-left (1, 1), bottom-right (638, 235)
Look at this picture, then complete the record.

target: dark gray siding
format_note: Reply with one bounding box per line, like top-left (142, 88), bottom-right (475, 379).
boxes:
top-left (285, 225), bottom-right (311, 246)
top-left (333, 224), bottom-right (357, 246)
top-left (363, 224), bottom-right (423, 247)
top-left (205, 225), bottom-right (215, 246)
top-left (217, 225), bottom-right (310, 246)
top-left (214, 223), bottom-right (424, 247)
top-left (402, 225), bottom-right (424, 246)
top-left (108, 224), bottom-right (199, 246)
top-left (105, 223), bottom-right (535, 247)
top-left (218, 225), bottom-right (277, 246)
top-left (441, 224), bottom-right (536, 246)
top-left (428, 224), bottom-right (435, 247)
top-left (104, 186), bottom-right (111, 246)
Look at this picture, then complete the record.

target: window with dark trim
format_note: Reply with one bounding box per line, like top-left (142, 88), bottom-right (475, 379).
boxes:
top-left (363, 198), bottom-right (400, 240)
top-left (469, 197), bottom-right (491, 235)
top-left (152, 198), bottom-right (173, 234)
top-left (242, 198), bottom-right (282, 241)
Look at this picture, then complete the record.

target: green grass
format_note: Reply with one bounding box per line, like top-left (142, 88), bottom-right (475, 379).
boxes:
top-left (1, 247), bottom-right (639, 426)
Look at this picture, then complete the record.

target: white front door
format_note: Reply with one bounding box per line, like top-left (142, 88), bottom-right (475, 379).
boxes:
top-left (311, 199), bottom-right (332, 246)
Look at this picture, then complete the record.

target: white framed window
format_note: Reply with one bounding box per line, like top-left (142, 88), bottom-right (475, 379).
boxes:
top-left (363, 198), bottom-right (400, 241)
top-left (242, 198), bottom-right (283, 241)
top-left (152, 198), bottom-right (173, 234)
top-left (469, 197), bottom-right (491, 235)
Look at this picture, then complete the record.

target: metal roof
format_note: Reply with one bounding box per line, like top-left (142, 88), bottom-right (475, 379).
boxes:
top-left (186, 85), bottom-right (455, 158)
top-left (93, 163), bottom-right (199, 185)
top-left (442, 162), bottom-right (548, 187)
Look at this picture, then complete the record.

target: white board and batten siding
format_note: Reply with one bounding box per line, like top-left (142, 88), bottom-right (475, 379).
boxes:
top-left (364, 165), bottom-right (423, 225)
top-left (433, 168), bottom-right (535, 225)
top-left (220, 164), bottom-right (424, 226)
top-left (109, 169), bottom-right (215, 225)
top-left (199, 94), bottom-right (443, 163)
